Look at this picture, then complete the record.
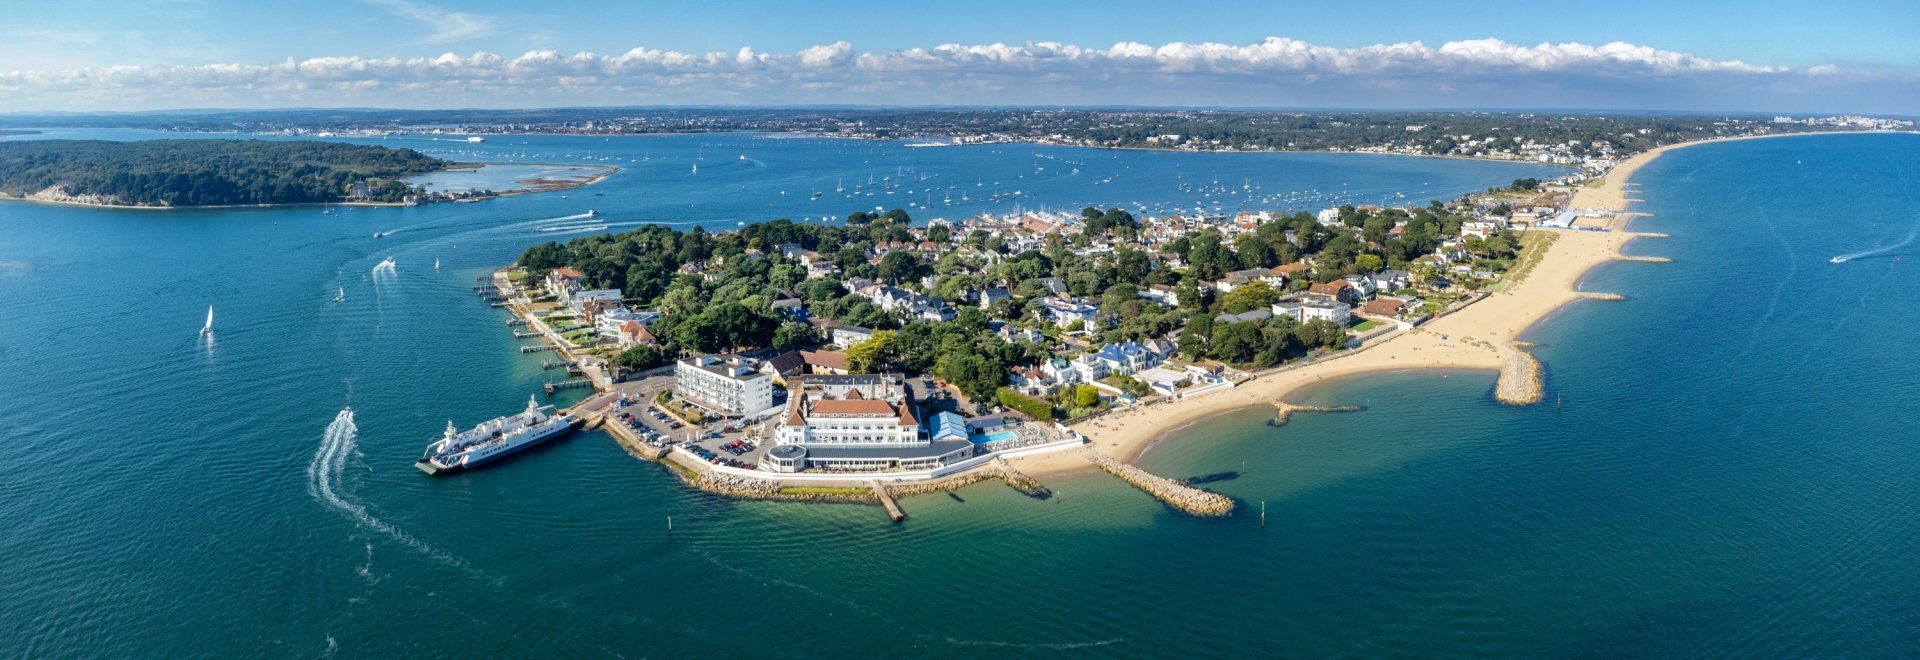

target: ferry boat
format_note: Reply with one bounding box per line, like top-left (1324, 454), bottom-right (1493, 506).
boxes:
top-left (415, 395), bottom-right (578, 475)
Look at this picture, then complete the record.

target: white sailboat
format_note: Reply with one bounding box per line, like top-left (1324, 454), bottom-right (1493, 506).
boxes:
top-left (201, 306), bottom-right (214, 334)
top-left (333, 287), bottom-right (345, 303)
top-left (434, 258), bottom-right (441, 271)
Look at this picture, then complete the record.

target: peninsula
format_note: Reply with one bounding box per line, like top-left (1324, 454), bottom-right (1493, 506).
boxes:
top-left (0, 139), bottom-right (448, 208)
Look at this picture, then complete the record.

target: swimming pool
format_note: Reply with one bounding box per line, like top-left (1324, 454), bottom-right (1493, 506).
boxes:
top-left (969, 431), bottom-right (1017, 445)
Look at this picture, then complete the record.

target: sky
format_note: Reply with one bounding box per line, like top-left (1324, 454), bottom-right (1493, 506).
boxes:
top-left (1, 0), bottom-right (1915, 114)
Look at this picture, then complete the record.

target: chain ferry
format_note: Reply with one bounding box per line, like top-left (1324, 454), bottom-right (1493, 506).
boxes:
top-left (416, 395), bottom-right (578, 475)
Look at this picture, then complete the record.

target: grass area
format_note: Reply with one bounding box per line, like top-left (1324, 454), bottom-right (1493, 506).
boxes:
top-left (1351, 320), bottom-right (1385, 332)
top-left (1583, 177), bottom-right (1607, 188)
top-left (1490, 231), bottom-right (1559, 293)
top-left (780, 486), bottom-right (873, 496)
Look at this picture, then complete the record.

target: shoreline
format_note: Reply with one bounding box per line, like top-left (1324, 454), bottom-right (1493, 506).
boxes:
top-left (1064, 132), bottom-right (1831, 468)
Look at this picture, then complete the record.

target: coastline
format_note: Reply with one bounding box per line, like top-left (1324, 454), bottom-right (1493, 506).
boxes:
top-left (1058, 133), bottom-right (1774, 469)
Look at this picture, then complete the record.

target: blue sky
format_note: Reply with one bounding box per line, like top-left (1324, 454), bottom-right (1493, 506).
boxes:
top-left (1, 0), bottom-right (1914, 113)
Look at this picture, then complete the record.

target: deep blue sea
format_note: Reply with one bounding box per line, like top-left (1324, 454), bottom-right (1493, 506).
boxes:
top-left (3, 129), bottom-right (1913, 657)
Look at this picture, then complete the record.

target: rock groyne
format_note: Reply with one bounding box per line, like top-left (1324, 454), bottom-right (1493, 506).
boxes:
top-left (1081, 449), bottom-right (1234, 517)
top-left (1494, 344), bottom-right (1543, 405)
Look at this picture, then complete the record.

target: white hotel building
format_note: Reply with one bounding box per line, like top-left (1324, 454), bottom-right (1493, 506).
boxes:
top-left (674, 354), bottom-right (775, 416)
top-left (760, 374), bottom-right (972, 473)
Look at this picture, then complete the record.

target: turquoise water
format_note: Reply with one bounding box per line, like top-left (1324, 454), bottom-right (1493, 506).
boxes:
top-left (972, 432), bottom-right (1019, 445)
top-left (4, 129), bottom-right (1912, 656)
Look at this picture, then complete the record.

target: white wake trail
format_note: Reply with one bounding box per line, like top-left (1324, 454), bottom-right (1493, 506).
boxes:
top-left (1832, 224), bottom-right (1920, 263)
top-left (308, 409), bottom-right (482, 575)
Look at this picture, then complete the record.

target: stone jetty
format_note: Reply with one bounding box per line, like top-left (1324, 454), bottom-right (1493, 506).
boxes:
top-left (1270, 402), bottom-right (1364, 427)
top-left (1081, 448), bottom-right (1234, 517)
top-left (994, 458), bottom-right (1052, 499)
top-left (1494, 344), bottom-right (1543, 405)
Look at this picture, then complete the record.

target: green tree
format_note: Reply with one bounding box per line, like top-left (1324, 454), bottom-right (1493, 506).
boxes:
top-left (845, 330), bottom-right (898, 373)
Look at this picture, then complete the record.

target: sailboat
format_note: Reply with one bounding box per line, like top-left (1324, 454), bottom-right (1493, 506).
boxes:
top-left (691, 163), bottom-right (699, 175)
top-left (835, 178), bottom-right (845, 193)
top-left (333, 287), bottom-right (346, 303)
top-left (434, 258), bottom-right (441, 271)
top-left (201, 306), bottom-right (214, 334)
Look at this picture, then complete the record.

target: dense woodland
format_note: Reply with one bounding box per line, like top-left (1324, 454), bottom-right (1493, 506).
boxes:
top-left (0, 139), bottom-right (444, 206)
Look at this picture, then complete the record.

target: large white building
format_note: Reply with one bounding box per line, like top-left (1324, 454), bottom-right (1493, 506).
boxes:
top-left (675, 354), bottom-right (775, 416)
top-left (760, 374), bottom-right (972, 473)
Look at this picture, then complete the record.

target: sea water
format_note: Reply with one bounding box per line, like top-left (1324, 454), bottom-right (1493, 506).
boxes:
top-left (14, 130), bottom-right (1912, 655)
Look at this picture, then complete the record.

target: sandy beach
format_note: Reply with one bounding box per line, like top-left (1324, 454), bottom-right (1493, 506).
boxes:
top-left (1009, 136), bottom-right (1718, 476)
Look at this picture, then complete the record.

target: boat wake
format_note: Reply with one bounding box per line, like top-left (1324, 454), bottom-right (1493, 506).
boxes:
top-left (371, 257), bottom-right (398, 279)
top-left (1832, 224), bottom-right (1919, 263)
top-left (307, 409), bottom-right (483, 577)
top-left (535, 225), bottom-right (609, 234)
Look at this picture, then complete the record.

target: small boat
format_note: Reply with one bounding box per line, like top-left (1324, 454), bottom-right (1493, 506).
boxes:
top-left (333, 287), bottom-right (345, 303)
top-left (587, 209), bottom-right (600, 216)
top-left (434, 258), bottom-right (441, 271)
top-left (201, 306), bottom-right (214, 334)
top-left (738, 154), bottom-right (747, 161)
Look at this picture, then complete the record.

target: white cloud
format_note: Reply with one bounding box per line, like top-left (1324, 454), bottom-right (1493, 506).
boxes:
top-left (0, 37), bottom-right (1907, 113)
top-left (363, 0), bottom-right (495, 44)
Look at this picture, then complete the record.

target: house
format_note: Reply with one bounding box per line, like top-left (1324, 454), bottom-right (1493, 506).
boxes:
top-left (1139, 284), bottom-right (1181, 307)
top-left (1273, 299), bottom-right (1351, 325)
top-left (769, 297), bottom-right (808, 321)
top-left (1091, 341), bottom-right (1163, 376)
top-left (544, 268), bottom-right (585, 297)
top-left (593, 307), bottom-right (644, 339)
top-left (995, 324), bottom-right (1046, 344)
top-left (832, 326), bottom-right (875, 349)
top-left (1010, 365), bottom-right (1065, 395)
top-left (1370, 269), bottom-right (1412, 292)
top-left (1037, 297), bottom-right (1100, 328)
top-left (1361, 297), bottom-right (1408, 318)
top-left (764, 349), bottom-right (852, 381)
top-left (568, 289), bottom-right (621, 312)
top-left (1213, 309), bottom-right (1273, 324)
top-left (1306, 280), bottom-right (1358, 305)
top-left (1342, 275), bottom-right (1378, 298)
top-left (617, 321), bottom-right (659, 347)
top-left (1033, 277), bottom-right (1069, 295)
top-left (976, 287), bottom-right (1011, 309)
top-left (1214, 268), bottom-right (1273, 292)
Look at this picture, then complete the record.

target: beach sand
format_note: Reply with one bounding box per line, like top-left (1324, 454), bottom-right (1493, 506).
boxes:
top-left (1014, 141), bottom-right (1689, 475)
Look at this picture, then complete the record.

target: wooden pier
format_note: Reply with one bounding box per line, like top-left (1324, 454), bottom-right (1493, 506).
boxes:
top-left (514, 330), bottom-right (544, 338)
top-left (520, 344), bottom-right (556, 353)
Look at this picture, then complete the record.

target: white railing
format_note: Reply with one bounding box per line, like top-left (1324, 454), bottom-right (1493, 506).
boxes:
top-left (674, 436), bottom-right (1087, 483)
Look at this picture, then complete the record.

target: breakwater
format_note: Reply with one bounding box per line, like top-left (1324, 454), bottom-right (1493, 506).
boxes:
top-left (1270, 402), bottom-right (1365, 427)
top-left (1081, 448), bottom-right (1235, 517)
top-left (1494, 344), bottom-right (1543, 405)
top-left (994, 458), bottom-right (1053, 499)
